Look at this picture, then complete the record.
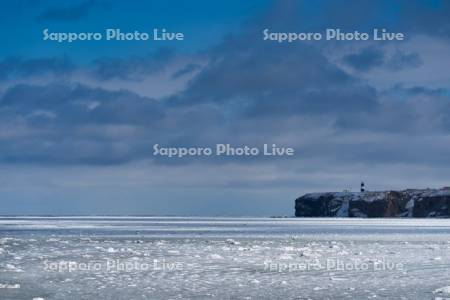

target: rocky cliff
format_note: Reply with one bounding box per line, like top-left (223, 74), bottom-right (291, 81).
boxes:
top-left (295, 188), bottom-right (450, 218)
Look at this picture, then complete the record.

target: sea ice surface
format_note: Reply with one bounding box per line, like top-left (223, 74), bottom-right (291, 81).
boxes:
top-left (0, 217), bottom-right (450, 299)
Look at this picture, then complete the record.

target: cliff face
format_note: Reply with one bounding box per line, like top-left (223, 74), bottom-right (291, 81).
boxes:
top-left (295, 189), bottom-right (450, 218)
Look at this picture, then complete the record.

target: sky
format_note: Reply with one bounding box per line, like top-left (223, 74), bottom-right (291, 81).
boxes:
top-left (1, 0), bottom-right (450, 215)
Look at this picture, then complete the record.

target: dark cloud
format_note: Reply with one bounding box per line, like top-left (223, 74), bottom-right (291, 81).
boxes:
top-left (92, 48), bottom-right (175, 81)
top-left (0, 0), bottom-right (449, 173)
top-left (302, 0), bottom-right (450, 40)
top-left (398, 0), bottom-right (450, 38)
top-left (36, 0), bottom-right (97, 22)
top-left (1, 0), bottom-right (450, 216)
top-left (168, 34), bottom-right (378, 125)
top-left (0, 83), bottom-right (164, 165)
top-left (383, 85), bottom-right (448, 97)
top-left (0, 56), bottom-right (74, 80)
top-left (343, 47), bottom-right (385, 72)
top-left (385, 50), bottom-right (422, 71)
top-left (1, 83), bottom-right (164, 124)
top-left (336, 84), bottom-right (450, 136)
top-left (343, 47), bottom-right (422, 72)
top-left (171, 64), bottom-right (202, 79)
top-left (1, 25), bottom-right (446, 170)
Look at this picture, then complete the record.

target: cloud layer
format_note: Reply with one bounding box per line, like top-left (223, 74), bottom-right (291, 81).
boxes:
top-left (1, 0), bottom-right (450, 214)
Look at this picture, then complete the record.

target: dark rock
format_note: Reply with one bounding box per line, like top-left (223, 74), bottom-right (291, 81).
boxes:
top-left (413, 195), bottom-right (450, 217)
top-left (295, 188), bottom-right (450, 218)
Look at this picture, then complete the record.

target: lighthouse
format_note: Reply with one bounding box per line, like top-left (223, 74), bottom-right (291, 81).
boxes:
top-left (360, 182), bottom-right (365, 192)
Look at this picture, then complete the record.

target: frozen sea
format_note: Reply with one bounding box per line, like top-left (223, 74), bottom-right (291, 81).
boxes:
top-left (1, 217), bottom-right (450, 299)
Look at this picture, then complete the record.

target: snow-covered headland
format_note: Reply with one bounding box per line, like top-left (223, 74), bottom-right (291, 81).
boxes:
top-left (296, 187), bottom-right (450, 217)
